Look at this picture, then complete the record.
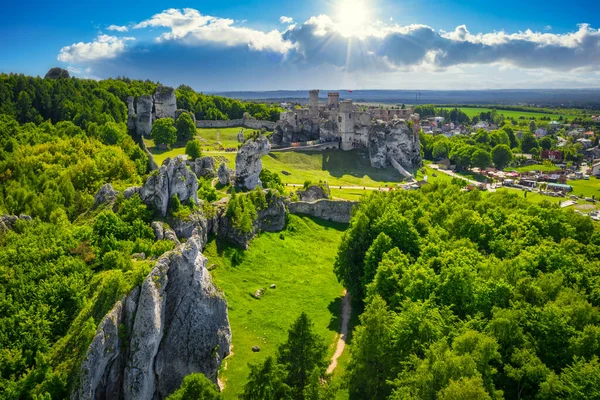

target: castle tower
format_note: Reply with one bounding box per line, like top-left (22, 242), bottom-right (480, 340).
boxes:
top-left (339, 100), bottom-right (354, 151)
top-left (309, 89), bottom-right (319, 120)
top-left (327, 92), bottom-right (340, 109)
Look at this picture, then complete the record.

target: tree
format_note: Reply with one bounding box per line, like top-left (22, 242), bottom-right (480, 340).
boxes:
top-left (540, 136), bottom-right (552, 151)
top-left (529, 120), bottom-right (537, 132)
top-left (166, 373), bottom-right (220, 400)
top-left (277, 313), bottom-right (328, 398)
top-left (503, 125), bottom-right (519, 148)
top-left (521, 132), bottom-right (539, 154)
top-left (471, 149), bottom-right (492, 169)
top-left (176, 112), bottom-right (196, 141)
top-left (346, 296), bottom-right (396, 400)
top-left (242, 357), bottom-right (291, 400)
top-left (185, 139), bottom-right (203, 161)
top-left (491, 144), bottom-right (512, 170)
top-left (151, 118), bottom-right (177, 147)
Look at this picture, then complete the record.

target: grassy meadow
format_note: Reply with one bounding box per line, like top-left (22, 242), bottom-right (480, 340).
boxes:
top-left (439, 106), bottom-right (579, 121)
top-left (206, 215), bottom-right (348, 399)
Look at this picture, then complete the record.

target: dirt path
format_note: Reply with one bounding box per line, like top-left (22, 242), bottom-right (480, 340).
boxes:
top-left (327, 290), bottom-right (351, 374)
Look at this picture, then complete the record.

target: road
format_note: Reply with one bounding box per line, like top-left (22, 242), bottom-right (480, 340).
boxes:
top-left (327, 290), bottom-right (351, 374)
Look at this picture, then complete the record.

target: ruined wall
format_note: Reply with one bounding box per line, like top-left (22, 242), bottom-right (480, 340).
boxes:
top-left (195, 118), bottom-right (276, 130)
top-left (288, 199), bottom-right (357, 224)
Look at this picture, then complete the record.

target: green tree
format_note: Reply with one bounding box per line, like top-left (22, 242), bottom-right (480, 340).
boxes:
top-left (175, 112), bottom-right (196, 141)
top-left (346, 296), bottom-right (396, 400)
top-left (277, 313), bottom-right (328, 399)
top-left (491, 144), bottom-right (512, 170)
top-left (242, 357), bottom-right (291, 400)
top-left (521, 132), bottom-right (539, 154)
top-left (166, 373), bottom-right (220, 400)
top-left (471, 149), bottom-right (492, 169)
top-left (151, 118), bottom-right (177, 147)
top-left (185, 139), bottom-right (203, 161)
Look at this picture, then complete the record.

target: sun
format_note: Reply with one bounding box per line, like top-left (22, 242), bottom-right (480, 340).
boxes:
top-left (335, 0), bottom-right (373, 36)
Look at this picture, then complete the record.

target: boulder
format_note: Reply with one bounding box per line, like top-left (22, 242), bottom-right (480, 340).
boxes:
top-left (288, 199), bottom-right (357, 223)
top-left (151, 221), bottom-right (164, 241)
top-left (0, 214), bottom-right (31, 232)
top-left (218, 163), bottom-right (230, 186)
top-left (136, 95), bottom-right (154, 137)
top-left (235, 136), bottom-right (270, 190)
top-left (252, 346), bottom-right (261, 352)
top-left (93, 184), bottom-right (119, 208)
top-left (154, 86), bottom-right (177, 120)
top-left (296, 183), bottom-right (330, 202)
top-left (194, 156), bottom-right (216, 179)
top-left (368, 120), bottom-right (422, 169)
top-left (140, 157), bottom-right (199, 218)
top-left (127, 96), bottom-right (135, 131)
top-left (72, 236), bottom-right (231, 400)
top-left (123, 186), bottom-right (141, 200)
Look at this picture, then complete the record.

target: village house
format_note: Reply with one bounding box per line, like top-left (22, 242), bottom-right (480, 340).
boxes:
top-left (592, 161), bottom-right (600, 177)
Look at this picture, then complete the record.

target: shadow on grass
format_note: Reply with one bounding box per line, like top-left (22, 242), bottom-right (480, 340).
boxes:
top-left (321, 149), bottom-right (403, 183)
top-left (327, 292), bottom-right (361, 346)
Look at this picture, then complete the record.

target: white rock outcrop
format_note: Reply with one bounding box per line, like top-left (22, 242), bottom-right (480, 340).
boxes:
top-left (72, 236), bottom-right (231, 400)
top-left (153, 86), bottom-right (177, 120)
top-left (218, 163), bottom-right (230, 186)
top-left (140, 157), bottom-right (199, 218)
top-left (235, 136), bottom-right (270, 190)
top-left (135, 95), bottom-right (154, 137)
top-left (368, 120), bottom-right (422, 169)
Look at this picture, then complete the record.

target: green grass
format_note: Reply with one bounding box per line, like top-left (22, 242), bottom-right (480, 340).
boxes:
top-left (206, 215), bottom-right (348, 399)
top-left (569, 177), bottom-right (600, 199)
top-left (195, 127), bottom-right (262, 151)
top-left (439, 107), bottom-right (579, 121)
top-left (513, 164), bottom-right (562, 173)
top-left (215, 150), bottom-right (407, 187)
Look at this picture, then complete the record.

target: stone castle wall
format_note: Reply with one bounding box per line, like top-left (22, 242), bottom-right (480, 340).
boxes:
top-left (195, 118), bottom-right (277, 130)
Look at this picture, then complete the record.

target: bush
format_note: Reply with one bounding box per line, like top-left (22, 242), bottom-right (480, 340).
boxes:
top-left (102, 250), bottom-right (133, 271)
top-left (185, 139), bottom-right (203, 161)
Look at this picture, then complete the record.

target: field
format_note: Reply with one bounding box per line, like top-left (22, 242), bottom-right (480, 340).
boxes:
top-left (205, 215), bottom-right (348, 399)
top-left (513, 164), bottom-right (562, 173)
top-left (439, 107), bottom-right (579, 121)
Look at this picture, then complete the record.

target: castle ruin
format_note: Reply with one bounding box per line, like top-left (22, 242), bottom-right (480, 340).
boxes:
top-left (273, 90), bottom-right (422, 170)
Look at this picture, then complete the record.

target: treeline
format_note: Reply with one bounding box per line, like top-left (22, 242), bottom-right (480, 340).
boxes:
top-left (0, 73), bottom-right (282, 129)
top-left (335, 183), bottom-right (600, 399)
top-left (176, 84), bottom-right (282, 122)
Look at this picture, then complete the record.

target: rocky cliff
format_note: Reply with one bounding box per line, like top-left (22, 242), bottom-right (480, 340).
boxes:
top-left (288, 199), bottom-right (357, 223)
top-left (218, 190), bottom-right (286, 249)
top-left (72, 236), bottom-right (231, 400)
top-left (140, 157), bottom-right (199, 218)
top-left (194, 156), bottom-right (216, 179)
top-left (154, 86), bottom-right (177, 120)
top-left (235, 136), bottom-right (271, 190)
top-left (272, 120), bottom-right (325, 145)
top-left (368, 120), bottom-right (421, 170)
top-left (135, 95), bottom-right (154, 137)
top-left (0, 214), bottom-right (32, 232)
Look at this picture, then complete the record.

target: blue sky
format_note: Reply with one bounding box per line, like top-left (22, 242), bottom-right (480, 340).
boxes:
top-left (1, 0), bottom-right (599, 90)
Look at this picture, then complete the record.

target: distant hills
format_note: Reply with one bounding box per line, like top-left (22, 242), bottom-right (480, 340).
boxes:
top-left (212, 89), bottom-right (600, 107)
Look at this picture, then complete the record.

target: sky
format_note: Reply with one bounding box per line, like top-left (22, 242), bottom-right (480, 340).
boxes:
top-left (1, 0), bottom-right (600, 91)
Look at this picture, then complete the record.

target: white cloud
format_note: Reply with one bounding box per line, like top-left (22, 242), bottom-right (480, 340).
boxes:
top-left (280, 16), bottom-right (294, 24)
top-left (107, 24), bottom-right (129, 32)
top-left (58, 34), bottom-right (135, 63)
top-left (134, 8), bottom-right (293, 53)
top-left (545, 25), bottom-right (552, 31)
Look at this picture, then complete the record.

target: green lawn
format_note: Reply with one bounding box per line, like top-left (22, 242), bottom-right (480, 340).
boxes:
top-left (569, 177), bottom-right (600, 199)
top-left (206, 215), bottom-right (348, 399)
top-left (195, 127), bottom-right (262, 151)
top-left (513, 164), bottom-right (562, 173)
top-left (439, 107), bottom-right (579, 121)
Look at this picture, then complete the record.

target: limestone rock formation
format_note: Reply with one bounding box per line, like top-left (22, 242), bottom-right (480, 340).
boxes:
top-left (288, 199), bottom-right (357, 223)
top-left (140, 157), bottom-right (199, 218)
top-left (235, 136), bottom-right (271, 190)
top-left (151, 221), bottom-right (164, 241)
top-left (154, 86), bottom-right (177, 120)
top-left (194, 156), bottom-right (216, 179)
top-left (123, 186), bottom-right (141, 200)
top-left (368, 120), bottom-right (422, 169)
top-left (0, 214), bottom-right (32, 232)
top-left (169, 209), bottom-right (208, 246)
top-left (296, 183), bottom-right (330, 202)
top-left (218, 163), bottom-right (231, 185)
top-left (135, 95), bottom-right (154, 137)
top-left (72, 236), bottom-right (231, 400)
top-left (127, 97), bottom-right (136, 131)
top-left (93, 184), bottom-right (119, 208)
top-left (218, 190), bottom-right (286, 249)
top-left (272, 120), bottom-right (321, 145)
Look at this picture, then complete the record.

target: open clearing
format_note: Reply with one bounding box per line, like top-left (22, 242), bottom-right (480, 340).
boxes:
top-left (205, 215), bottom-right (348, 399)
top-left (439, 106), bottom-right (579, 121)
